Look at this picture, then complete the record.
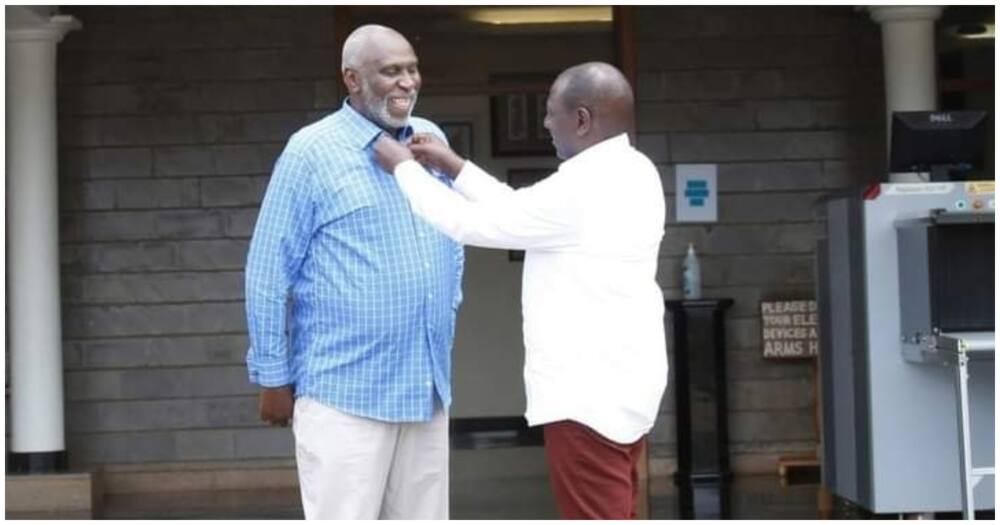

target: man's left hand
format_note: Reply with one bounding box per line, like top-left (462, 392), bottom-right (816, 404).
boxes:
top-left (374, 135), bottom-right (414, 173)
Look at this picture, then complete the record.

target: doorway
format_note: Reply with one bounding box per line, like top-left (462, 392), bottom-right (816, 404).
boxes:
top-left (332, 6), bottom-right (628, 519)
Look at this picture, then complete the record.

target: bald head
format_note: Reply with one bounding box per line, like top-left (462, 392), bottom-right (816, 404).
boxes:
top-left (340, 24), bottom-right (421, 131)
top-left (342, 24), bottom-right (412, 73)
top-left (544, 62), bottom-right (635, 159)
top-left (553, 62), bottom-right (634, 139)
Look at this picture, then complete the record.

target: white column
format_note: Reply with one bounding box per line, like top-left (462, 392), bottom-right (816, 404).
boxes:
top-left (868, 6), bottom-right (943, 182)
top-left (6, 7), bottom-right (80, 467)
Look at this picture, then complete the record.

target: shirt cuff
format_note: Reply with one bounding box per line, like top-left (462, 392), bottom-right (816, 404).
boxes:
top-left (247, 358), bottom-right (292, 388)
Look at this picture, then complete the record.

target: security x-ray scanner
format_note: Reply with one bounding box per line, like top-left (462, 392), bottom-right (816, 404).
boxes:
top-left (818, 111), bottom-right (994, 519)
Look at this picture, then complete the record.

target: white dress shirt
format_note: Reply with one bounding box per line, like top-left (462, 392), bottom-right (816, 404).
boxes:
top-left (394, 133), bottom-right (667, 444)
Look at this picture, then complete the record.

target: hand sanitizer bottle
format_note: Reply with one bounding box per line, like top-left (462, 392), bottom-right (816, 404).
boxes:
top-left (682, 243), bottom-right (702, 300)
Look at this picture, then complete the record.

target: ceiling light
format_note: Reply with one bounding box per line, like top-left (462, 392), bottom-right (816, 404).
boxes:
top-left (467, 7), bottom-right (612, 25)
top-left (947, 23), bottom-right (995, 40)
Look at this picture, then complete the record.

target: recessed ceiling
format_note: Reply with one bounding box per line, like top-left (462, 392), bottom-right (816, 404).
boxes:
top-left (465, 6), bottom-right (612, 26)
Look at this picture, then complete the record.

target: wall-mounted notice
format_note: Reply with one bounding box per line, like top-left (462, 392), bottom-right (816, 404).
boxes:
top-left (761, 300), bottom-right (819, 359)
top-left (675, 164), bottom-right (717, 223)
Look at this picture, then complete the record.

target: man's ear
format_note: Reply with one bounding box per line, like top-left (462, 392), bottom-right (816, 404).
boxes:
top-left (342, 68), bottom-right (361, 95)
top-left (576, 107), bottom-right (593, 137)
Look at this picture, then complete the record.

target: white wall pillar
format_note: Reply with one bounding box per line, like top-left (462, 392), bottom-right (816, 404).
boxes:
top-left (868, 6), bottom-right (943, 182)
top-left (6, 6), bottom-right (80, 471)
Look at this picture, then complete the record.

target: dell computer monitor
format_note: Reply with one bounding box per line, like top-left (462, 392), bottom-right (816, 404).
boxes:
top-left (889, 110), bottom-right (989, 181)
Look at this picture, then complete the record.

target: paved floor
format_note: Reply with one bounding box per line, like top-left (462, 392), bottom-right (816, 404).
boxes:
top-left (100, 447), bottom-right (827, 519)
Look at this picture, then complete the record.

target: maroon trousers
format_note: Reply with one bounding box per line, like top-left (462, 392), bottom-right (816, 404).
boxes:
top-left (543, 420), bottom-right (646, 520)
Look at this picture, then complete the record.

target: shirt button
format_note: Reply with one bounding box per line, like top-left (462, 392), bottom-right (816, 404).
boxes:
top-left (424, 263), bottom-right (431, 269)
top-left (426, 381), bottom-right (433, 387)
top-left (428, 293), bottom-right (434, 299)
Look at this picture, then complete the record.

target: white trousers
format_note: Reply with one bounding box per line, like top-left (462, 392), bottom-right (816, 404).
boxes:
top-left (291, 396), bottom-right (449, 520)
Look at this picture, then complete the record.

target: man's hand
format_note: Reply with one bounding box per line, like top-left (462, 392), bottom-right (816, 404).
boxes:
top-left (259, 386), bottom-right (294, 427)
top-left (409, 133), bottom-right (465, 179)
top-left (374, 134), bottom-right (414, 173)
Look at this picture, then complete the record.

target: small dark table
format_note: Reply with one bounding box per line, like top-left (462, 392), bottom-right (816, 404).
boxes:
top-left (665, 299), bottom-right (734, 519)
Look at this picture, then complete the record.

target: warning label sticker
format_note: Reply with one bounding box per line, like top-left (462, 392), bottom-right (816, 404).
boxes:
top-left (966, 181), bottom-right (995, 195)
top-left (884, 183), bottom-right (953, 195)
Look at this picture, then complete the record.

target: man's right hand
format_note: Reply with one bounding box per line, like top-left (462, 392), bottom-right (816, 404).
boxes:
top-left (409, 133), bottom-right (465, 179)
top-left (259, 386), bottom-right (294, 427)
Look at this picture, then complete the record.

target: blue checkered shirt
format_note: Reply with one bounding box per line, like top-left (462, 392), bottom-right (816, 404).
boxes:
top-left (245, 101), bottom-right (464, 422)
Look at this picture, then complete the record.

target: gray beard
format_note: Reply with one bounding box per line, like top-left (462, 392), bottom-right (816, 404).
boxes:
top-left (360, 82), bottom-right (417, 130)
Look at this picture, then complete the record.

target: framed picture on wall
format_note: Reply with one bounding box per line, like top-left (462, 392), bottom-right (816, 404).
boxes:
top-left (439, 122), bottom-right (473, 159)
top-left (506, 168), bottom-right (552, 262)
top-left (490, 93), bottom-right (555, 157)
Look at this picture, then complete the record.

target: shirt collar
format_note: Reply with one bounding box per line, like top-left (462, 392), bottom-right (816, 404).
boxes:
top-left (339, 98), bottom-right (415, 149)
top-left (560, 133), bottom-right (631, 170)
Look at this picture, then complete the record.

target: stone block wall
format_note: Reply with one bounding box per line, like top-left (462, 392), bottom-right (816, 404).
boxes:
top-left (49, 6), bottom-right (888, 472)
top-left (56, 6), bottom-right (336, 467)
top-left (634, 6), bottom-right (885, 470)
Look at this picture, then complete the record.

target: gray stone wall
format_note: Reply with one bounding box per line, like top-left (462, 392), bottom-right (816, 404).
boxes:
top-left (52, 6), bottom-right (887, 471)
top-left (56, 6), bottom-right (337, 467)
top-left (634, 6), bottom-right (885, 469)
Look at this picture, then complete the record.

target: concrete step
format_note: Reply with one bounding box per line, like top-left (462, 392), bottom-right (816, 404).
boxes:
top-left (6, 472), bottom-right (99, 519)
top-left (101, 488), bottom-right (303, 519)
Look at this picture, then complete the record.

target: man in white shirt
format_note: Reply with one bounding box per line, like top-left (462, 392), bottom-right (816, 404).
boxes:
top-left (373, 62), bottom-right (668, 519)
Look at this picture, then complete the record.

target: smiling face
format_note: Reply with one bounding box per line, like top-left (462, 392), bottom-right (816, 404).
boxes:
top-left (344, 32), bottom-right (421, 131)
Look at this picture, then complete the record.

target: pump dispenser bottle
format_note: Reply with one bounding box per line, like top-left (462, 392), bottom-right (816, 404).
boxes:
top-left (682, 243), bottom-right (702, 300)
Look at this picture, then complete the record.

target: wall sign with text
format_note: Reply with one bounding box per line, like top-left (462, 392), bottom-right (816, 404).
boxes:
top-left (760, 300), bottom-right (819, 359)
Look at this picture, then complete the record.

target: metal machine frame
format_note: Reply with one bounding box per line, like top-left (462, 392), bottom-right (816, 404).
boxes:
top-left (924, 332), bottom-right (995, 519)
top-left (818, 182), bottom-right (995, 518)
